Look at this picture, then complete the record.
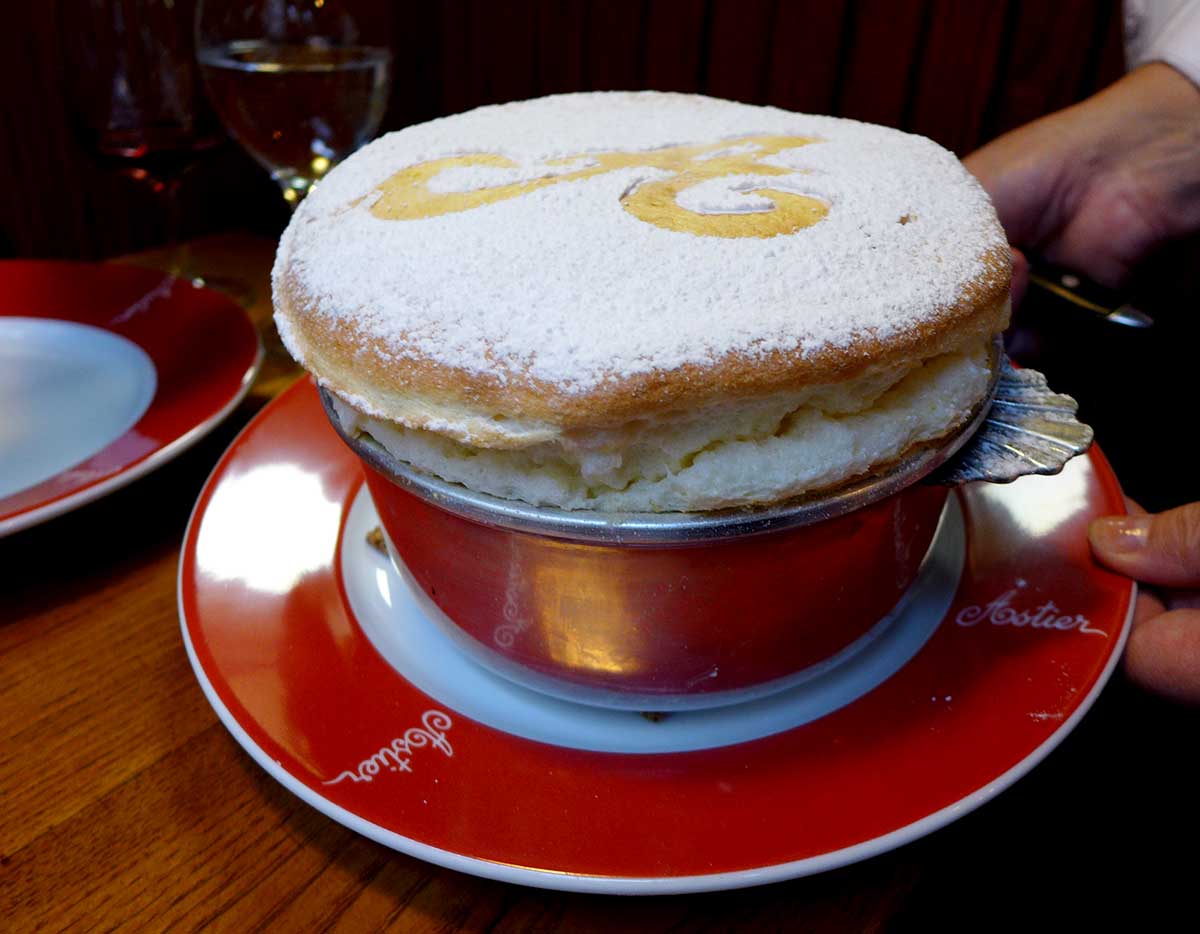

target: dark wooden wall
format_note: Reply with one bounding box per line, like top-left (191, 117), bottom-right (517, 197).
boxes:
top-left (1, 1), bottom-right (1124, 260)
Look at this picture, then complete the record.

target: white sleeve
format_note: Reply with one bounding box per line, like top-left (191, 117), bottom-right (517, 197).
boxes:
top-left (1125, 0), bottom-right (1200, 86)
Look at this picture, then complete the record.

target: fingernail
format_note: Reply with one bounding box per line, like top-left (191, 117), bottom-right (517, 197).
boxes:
top-left (1089, 515), bottom-right (1153, 554)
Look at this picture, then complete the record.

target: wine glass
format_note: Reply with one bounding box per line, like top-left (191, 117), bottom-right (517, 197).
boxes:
top-left (60, 0), bottom-right (223, 259)
top-left (195, 0), bottom-right (393, 209)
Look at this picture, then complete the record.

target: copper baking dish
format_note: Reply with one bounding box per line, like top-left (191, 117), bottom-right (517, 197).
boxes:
top-left (320, 345), bottom-right (1075, 711)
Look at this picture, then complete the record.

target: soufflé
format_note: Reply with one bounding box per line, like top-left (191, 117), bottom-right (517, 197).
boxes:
top-left (273, 92), bottom-right (1011, 512)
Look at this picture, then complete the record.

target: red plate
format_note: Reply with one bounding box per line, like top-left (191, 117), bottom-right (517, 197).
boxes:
top-left (0, 260), bottom-right (261, 536)
top-left (179, 378), bottom-right (1134, 893)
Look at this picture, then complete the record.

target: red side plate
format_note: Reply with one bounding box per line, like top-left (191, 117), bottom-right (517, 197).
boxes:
top-left (0, 260), bottom-right (261, 535)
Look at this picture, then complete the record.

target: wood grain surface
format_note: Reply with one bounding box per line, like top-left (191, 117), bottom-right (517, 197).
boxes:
top-left (1, 236), bottom-right (1197, 931)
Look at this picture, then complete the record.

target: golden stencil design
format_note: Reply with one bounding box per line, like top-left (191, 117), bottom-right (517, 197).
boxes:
top-left (370, 136), bottom-right (828, 238)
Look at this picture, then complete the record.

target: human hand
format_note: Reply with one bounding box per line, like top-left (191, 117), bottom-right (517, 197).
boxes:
top-left (964, 62), bottom-right (1200, 289)
top-left (1089, 501), bottom-right (1200, 704)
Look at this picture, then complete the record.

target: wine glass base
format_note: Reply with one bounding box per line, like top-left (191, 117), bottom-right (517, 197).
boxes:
top-left (274, 172), bottom-right (319, 207)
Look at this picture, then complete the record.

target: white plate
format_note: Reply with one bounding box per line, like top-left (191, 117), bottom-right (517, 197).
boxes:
top-left (0, 318), bottom-right (157, 500)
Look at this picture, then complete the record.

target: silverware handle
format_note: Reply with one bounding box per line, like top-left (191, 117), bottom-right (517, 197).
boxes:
top-left (1027, 262), bottom-right (1154, 328)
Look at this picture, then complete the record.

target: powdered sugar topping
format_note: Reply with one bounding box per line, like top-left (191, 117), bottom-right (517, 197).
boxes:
top-left (276, 92), bottom-right (1006, 393)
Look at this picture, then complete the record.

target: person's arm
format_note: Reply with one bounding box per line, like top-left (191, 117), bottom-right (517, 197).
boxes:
top-left (964, 61), bottom-right (1200, 288)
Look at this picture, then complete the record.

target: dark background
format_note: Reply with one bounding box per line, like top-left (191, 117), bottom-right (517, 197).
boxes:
top-left (1, 0), bottom-right (1125, 260)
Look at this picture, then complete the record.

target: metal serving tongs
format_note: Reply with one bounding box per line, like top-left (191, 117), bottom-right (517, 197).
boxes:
top-left (1027, 259), bottom-right (1154, 329)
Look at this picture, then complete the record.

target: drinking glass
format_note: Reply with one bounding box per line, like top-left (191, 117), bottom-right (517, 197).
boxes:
top-left (195, 0), bottom-right (393, 208)
top-left (60, 0), bottom-right (223, 256)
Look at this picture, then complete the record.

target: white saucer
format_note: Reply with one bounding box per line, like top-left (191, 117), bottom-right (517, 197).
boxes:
top-left (343, 487), bottom-right (966, 753)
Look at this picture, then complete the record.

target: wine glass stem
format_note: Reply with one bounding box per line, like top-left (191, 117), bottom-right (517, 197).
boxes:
top-left (275, 172), bottom-right (317, 210)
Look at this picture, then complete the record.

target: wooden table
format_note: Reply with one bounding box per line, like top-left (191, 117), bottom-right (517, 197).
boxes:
top-left (2, 235), bottom-right (1197, 930)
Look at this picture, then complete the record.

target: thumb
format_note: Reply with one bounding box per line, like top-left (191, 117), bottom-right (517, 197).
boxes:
top-left (1089, 502), bottom-right (1200, 589)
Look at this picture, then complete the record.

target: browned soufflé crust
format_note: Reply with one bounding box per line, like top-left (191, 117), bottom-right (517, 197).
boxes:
top-left (276, 260), bottom-right (1008, 446)
top-left (274, 253), bottom-right (1010, 445)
